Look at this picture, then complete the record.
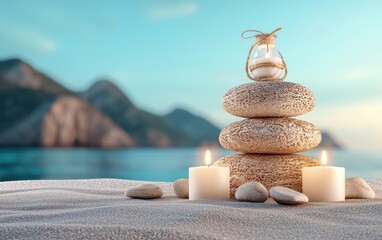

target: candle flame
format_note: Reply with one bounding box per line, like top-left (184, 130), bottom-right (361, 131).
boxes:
top-left (205, 150), bottom-right (211, 166)
top-left (321, 150), bottom-right (328, 166)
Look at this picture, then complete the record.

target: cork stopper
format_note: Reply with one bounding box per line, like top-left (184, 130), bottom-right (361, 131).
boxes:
top-left (255, 33), bottom-right (276, 47)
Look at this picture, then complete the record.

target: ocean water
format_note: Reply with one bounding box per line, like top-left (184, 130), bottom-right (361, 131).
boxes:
top-left (0, 148), bottom-right (381, 182)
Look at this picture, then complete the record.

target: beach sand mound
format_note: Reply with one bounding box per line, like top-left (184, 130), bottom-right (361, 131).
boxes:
top-left (0, 179), bottom-right (381, 240)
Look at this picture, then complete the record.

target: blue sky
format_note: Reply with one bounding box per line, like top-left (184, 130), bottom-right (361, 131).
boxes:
top-left (1, 0), bottom-right (382, 150)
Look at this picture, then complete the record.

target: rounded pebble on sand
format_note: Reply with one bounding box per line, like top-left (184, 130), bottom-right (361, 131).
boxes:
top-left (173, 178), bottom-right (189, 199)
top-left (345, 177), bottom-right (375, 199)
top-left (125, 184), bottom-right (163, 199)
top-left (235, 181), bottom-right (269, 203)
top-left (270, 186), bottom-right (309, 205)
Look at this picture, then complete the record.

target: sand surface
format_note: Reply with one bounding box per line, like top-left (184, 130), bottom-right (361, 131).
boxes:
top-left (0, 178), bottom-right (381, 240)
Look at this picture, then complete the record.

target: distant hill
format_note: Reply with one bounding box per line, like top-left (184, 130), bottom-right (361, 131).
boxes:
top-left (0, 59), bottom-right (133, 148)
top-left (80, 80), bottom-right (197, 147)
top-left (318, 131), bottom-right (343, 149)
top-left (0, 59), bottom-right (71, 134)
top-left (0, 58), bottom-right (342, 149)
top-left (164, 108), bottom-right (221, 145)
top-left (0, 59), bottom-right (71, 95)
top-left (0, 59), bottom-right (220, 148)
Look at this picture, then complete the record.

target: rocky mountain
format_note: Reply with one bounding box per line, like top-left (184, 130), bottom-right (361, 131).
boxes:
top-left (164, 108), bottom-right (221, 145)
top-left (80, 80), bottom-right (197, 147)
top-left (42, 96), bottom-right (134, 148)
top-left (0, 58), bottom-right (220, 148)
top-left (0, 96), bottom-right (134, 148)
top-left (0, 58), bottom-right (342, 149)
top-left (0, 59), bottom-right (71, 94)
top-left (319, 131), bottom-right (343, 149)
top-left (0, 59), bottom-right (134, 148)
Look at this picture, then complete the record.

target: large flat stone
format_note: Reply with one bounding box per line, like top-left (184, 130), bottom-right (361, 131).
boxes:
top-left (223, 82), bottom-right (315, 118)
top-left (213, 153), bottom-right (321, 197)
top-left (219, 118), bottom-right (321, 154)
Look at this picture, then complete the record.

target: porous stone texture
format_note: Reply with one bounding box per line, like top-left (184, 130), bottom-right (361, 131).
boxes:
top-left (125, 184), bottom-right (163, 199)
top-left (345, 177), bottom-right (375, 199)
top-left (223, 82), bottom-right (315, 118)
top-left (235, 181), bottom-right (269, 203)
top-left (173, 178), bottom-right (189, 199)
top-left (219, 118), bottom-right (321, 154)
top-left (269, 186), bottom-right (309, 205)
top-left (213, 153), bottom-right (321, 196)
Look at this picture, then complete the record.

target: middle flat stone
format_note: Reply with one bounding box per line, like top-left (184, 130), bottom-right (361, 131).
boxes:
top-left (219, 118), bottom-right (321, 154)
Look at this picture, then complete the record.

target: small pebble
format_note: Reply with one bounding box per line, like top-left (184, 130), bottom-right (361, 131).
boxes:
top-left (345, 177), bottom-right (375, 199)
top-left (125, 184), bottom-right (163, 199)
top-left (173, 179), bottom-right (189, 199)
top-left (235, 181), bottom-right (269, 203)
top-left (270, 186), bottom-right (309, 205)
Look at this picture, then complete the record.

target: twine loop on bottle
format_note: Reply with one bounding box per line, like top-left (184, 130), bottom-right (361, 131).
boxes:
top-left (242, 28), bottom-right (288, 82)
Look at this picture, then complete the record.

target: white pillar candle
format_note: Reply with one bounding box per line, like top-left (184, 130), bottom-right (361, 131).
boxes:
top-left (302, 150), bottom-right (345, 202)
top-left (189, 150), bottom-right (230, 200)
top-left (250, 56), bottom-right (283, 79)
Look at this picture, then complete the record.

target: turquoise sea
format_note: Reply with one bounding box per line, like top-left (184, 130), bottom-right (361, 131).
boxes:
top-left (0, 148), bottom-right (381, 181)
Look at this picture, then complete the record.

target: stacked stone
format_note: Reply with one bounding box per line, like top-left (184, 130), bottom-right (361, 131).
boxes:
top-left (214, 81), bottom-right (322, 196)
